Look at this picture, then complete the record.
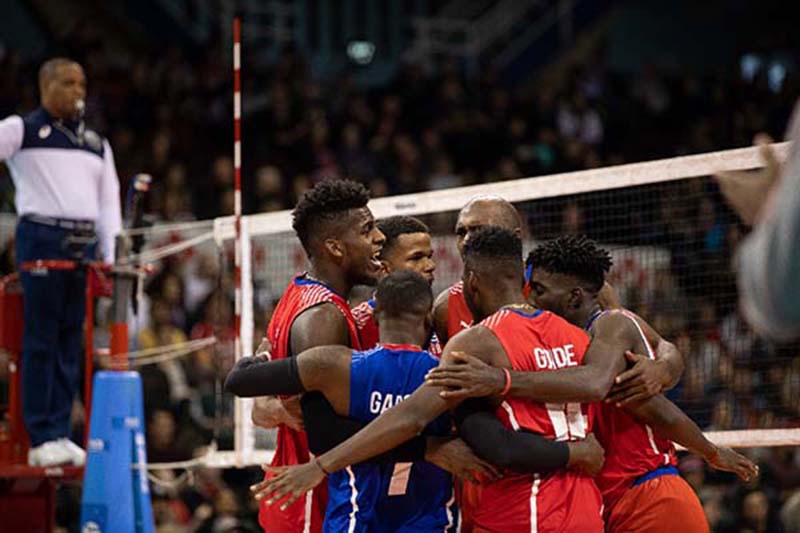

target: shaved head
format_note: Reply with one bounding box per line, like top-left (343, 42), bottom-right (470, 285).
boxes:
top-left (455, 195), bottom-right (522, 257)
top-left (461, 196), bottom-right (522, 229)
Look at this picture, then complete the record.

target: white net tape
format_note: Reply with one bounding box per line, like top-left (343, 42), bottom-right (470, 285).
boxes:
top-left (212, 142), bottom-right (792, 242)
top-left (147, 427), bottom-right (800, 473)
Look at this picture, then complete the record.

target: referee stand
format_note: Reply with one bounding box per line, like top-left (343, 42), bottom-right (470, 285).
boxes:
top-left (0, 271), bottom-right (82, 533)
top-left (0, 263), bottom-right (102, 532)
top-left (0, 175), bottom-right (155, 532)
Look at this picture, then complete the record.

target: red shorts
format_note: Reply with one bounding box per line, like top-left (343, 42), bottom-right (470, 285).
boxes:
top-left (258, 478), bottom-right (327, 533)
top-left (605, 471), bottom-right (708, 533)
top-left (457, 480), bottom-right (482, 532)
top-left (472, 471), bottom-right (603, 533)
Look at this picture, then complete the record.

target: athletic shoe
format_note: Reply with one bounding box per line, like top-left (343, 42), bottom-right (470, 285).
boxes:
top-left (28, 440), bottom-right (73, 467)
top-left (59, 438), bottom-right (87, 466)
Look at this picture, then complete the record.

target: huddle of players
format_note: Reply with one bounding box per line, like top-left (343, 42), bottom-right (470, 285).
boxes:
top-left (225, 179), bottom-right (758, 533)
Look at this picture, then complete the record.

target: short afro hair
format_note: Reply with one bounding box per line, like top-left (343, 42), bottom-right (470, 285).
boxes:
top-left (526, 235), bottom-right (612, 292)
top-left (292, 179), bottom-right (371, 253)
top-left (377, 216), bottom-right (430, 259)
top-left (374, 270), bottom-right (432, 318)
top-left (463, 226), bottom-right (522, 273)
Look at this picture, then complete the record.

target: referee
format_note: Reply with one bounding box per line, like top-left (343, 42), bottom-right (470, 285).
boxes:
top-left (0, 58), bottom-right (122, 467)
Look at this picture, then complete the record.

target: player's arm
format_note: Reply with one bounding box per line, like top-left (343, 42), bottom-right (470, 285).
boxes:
top-left (300, 393), bottom-right (487, 478)
top-left (252, 383), bottom-right (457, 509)
top-left (290, 303), bottom-right (352, 354)
top-left (642, 317), bottom-right (685, 387)
top-left (427, 313), bottom-right (632, 403)
top-left (446, 329), bottom-right (579, 474)
top-left (624, 395), bottom-right (758, 482)
top-left (225, 344), bottom-right (351, 397)
top-left (312, 328), bottom-right (496, 472)
top-left (288, 342), bottom-right (438, 464)
top-left (455, 399), bottom-right (605, 476)
top-left (251, 303), bottom-right (350, 430)
top-left (300, 393), bottom-right (424, 458)
top-left (432, 287), bottom-right (450, 344)
top-left (607, 313), bottom-right (685, 406)
top-left (229, 342), bottom-right (421, 462)
top-left (506, 320), bottom-right (625, 402)
top-left (229, 329), bottom-right (481, 472)
top-left (227, 337), bottom-right (466, 470)
top-left (251, 328), bottom-right (502, 508)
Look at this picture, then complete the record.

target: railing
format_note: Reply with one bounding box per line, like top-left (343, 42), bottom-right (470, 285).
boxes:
top-left (409, 0), bottom-right (544, 63)
top-left (217, 0), bottom-right (421, 86)
top-left (152, 0), bottom-right (215, 43)
top-left (492, 0), bottom-right (578, 70)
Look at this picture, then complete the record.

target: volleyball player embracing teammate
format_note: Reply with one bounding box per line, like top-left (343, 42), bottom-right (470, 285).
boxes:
top-left (247, 180), bottom-right (493, 532)
top-left (249, 180), bottom-right (385, 532)
top-left (431, 196), bottom-right (526, 529)
top-left (426, 235), bottom-right (759, 531)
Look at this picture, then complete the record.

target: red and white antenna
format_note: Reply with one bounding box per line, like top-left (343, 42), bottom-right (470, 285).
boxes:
top-left (233, 16), bottom-right (243, 366)
top-left (232, 16), bottom-right (245, 464)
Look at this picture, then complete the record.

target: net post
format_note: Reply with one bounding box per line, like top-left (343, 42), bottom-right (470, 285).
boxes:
top-left (235, 217), bottom-right (255, 466)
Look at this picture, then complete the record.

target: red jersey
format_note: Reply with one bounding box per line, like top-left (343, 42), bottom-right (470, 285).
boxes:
top-left (259, 274), bottom-right (362, 533)
top-left (477, 308), bottom-right (603, 533)
top-left (443, 282), bottom-right (479, 529)
top-left (352, 297), bottom-right (442, 355)
top-left (352, 298), bottom-right (380, 349)
top-left (589, 310), bottom-right (677, 515)
top-left (446, 281), bottom-right (474, 339)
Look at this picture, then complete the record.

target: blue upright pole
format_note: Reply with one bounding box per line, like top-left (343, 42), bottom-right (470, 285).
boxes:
top-left (80, 371), bottom-right (154, 533)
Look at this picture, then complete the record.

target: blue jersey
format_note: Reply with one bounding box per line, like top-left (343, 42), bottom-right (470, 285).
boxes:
top-left (324, 344), bottom-right (457, 532)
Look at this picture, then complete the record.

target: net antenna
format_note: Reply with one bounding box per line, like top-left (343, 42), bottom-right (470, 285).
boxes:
top-left (231, 16), bottom-right (254, 467)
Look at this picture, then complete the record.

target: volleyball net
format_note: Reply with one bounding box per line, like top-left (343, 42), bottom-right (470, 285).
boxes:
top-left (119, 141), bottom-right (800, 470)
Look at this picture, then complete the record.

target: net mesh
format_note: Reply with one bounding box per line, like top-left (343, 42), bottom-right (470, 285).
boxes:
top-left (132, 144), bottom-right (798, 466)
top-left (408, 178), bottom-right (800, 433)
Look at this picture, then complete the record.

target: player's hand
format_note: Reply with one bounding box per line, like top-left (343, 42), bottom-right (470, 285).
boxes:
top-left (252, 462), bottom-right (326, 510)
top-left (192, 503), bottom-right (214, 522)
top-left (280, 395), bottom-right (305, 432)
top-left (566, 434), bottom-right (605, 477)
top-left (424, 352), bottom-right (505, 400)
top-left (606, 351), bottom-right (667, 406)
top-left (254, 336), bottom-right (273, 362)
top-left (252, 397), bottom-right (283, 429)
top-left (706, 446), bottom-right (759, 483)
top-left (425, 436), bottom-right (501, 485)
top-left (252, 396), bottom-right (304, 431)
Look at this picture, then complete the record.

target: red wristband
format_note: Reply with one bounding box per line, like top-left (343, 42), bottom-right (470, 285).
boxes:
top-left (501, 368), bottom-right (512, 396)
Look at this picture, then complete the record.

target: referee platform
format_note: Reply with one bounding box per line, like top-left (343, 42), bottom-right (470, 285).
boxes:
top-left (0, 271), bottom-right (83, 532)
top-left (0, 260), bottom-right (120, 532)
